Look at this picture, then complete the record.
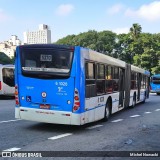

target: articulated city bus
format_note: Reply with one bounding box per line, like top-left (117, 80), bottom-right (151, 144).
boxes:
top-left (150, 74), bottom-right (160, 95)
top-left (15, 44), bottom-right (150, 125)
top-left (0, 64), bottom-right (15, 96)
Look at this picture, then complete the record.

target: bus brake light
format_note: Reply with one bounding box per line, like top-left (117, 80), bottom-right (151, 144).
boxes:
top-left (0, 81), bottom-right (1, 90)
top-left (15, 85), bottom-right (19, 105)
top-left (73, 88), bottom-right (80, 112)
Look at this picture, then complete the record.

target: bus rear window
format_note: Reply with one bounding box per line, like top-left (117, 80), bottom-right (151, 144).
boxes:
top-left (21, 48), bottom-right (73, 78)
top-left (2, 68), bottom-right (15, 87)
top-left (151, 76), bottom-right (160, 84)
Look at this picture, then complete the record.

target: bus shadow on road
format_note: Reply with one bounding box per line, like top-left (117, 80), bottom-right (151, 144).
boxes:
top-left (24, 122), bottom-right (90, 133)
top-left (23, 118), bottom-right (108, 133)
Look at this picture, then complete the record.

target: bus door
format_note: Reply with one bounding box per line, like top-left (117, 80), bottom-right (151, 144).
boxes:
top-left (137, 73), bottom-right (142, 101)
top-left (119, 68), bottom-right (125, 107)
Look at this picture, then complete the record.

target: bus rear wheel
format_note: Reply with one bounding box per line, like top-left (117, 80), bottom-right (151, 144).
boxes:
top-left (103, 101), bottom-right (111, 122)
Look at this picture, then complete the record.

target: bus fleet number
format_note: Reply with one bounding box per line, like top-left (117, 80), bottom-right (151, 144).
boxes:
top-left (59, 82), bottom-right (68, 86)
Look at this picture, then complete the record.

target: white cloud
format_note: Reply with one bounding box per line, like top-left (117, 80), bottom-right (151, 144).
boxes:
top-left (108, 4), bottom-right (124, 15)
top-left (113, 27), bottom-right (129, 34)
top-left (55, 4), bottom-right (74, 16)
top-left (125, 1), bottom-right (160, 21)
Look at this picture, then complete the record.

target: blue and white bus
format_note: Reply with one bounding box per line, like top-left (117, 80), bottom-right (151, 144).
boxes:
top-left (15, 44), bottom-right (150, 125)
top-left (150, 74), bottom-right (160, 95)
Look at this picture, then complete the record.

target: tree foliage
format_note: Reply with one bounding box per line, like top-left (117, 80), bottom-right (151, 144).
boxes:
top-left (0, 52), bottom-right (13, 64)
top-left (56, 23), bottom-right (160, 75)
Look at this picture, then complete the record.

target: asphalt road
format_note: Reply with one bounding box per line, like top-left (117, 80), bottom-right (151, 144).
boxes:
top-left (0, 94), bottom-right (160, 160)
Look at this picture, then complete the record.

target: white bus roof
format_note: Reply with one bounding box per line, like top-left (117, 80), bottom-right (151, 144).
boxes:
top-left (81, 47), bottom-right (150, 75)
top-left (131, 65), bottom-right (150, 76)
top-left (83, 49), bottom-right (126, 68)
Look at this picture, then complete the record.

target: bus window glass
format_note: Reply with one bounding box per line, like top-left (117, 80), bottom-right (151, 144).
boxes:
top-left (112, 67), bottom-right (119, 92)
top-left (85, 63), bottom-right (95, 79)
top-left (131, 72), bottom-right (136, 89)
top-left (113, 67), bottom-right (119, 79)
top-left (85, 62), bottom-right (96, 98)
top-left (96, 64), bottom-right (105, 95)
top-left (106, 66), bottom-right (113, 93)
top-left (107, 66), bottom-right (112, 79)
top-left (2, 68), bottom-right (15, 87)
top-left (21, 48), bottom-right (73, 77)
top-left (152, 76), bottom-right (160, 84)
top-left (97, 64), bottom-right (105, 79)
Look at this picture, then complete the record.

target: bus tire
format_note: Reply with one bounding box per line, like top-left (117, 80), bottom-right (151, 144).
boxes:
top-left (131, 94), bottom-right (136, 108)
top-left (103, 100), bottom-right (111, 122)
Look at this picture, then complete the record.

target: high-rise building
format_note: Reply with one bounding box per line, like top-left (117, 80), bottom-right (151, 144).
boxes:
top-left (23, 24), bottom-right (51, 44)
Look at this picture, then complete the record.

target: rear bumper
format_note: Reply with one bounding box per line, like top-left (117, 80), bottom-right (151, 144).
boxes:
top-left (150, 90), bottom-right (160, 93)
top-left (15, 107), bottom-right (82, 125)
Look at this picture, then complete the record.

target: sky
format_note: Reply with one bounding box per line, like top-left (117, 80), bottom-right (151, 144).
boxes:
top-left (0, 0), bottom-right (160, 43)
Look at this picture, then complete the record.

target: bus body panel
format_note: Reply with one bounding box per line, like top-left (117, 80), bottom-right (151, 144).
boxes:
top-left (15, 45), bottom-right (86, 125)
top-left (0, 82), bottom-right (15, 95)
top-left (16, 107), bottom-right (82, 125)
top-left (18, 76), bottom-right (75, 111)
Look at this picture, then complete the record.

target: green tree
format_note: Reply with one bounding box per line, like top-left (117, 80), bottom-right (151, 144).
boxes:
top-left (55, 35), bottom-right (76, 45)
top-left (55, 23), bottom-right (160, 73)
top-left (0, 52), bottom-right (13, 64)
top-left (116, 33), bottom-right (133, 63)
top-left (96, 30), bottom-right (117, 55)
top-left (129, 23), bottom-right (142, 40)
top-left (56, 30), bottom-right (116, 55)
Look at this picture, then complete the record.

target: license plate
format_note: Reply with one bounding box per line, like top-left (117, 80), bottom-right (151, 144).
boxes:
top-left (40, 104), bottom-right (50, 109)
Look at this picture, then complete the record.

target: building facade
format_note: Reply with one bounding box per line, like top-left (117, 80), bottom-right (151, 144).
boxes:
top-left (23, 24), bottom-right (51, 44)
top-left (0, 35), bottom-right (21, 58)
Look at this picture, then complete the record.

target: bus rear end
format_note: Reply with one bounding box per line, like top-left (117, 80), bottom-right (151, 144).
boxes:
top-left (15, 44), bottom-right (82, 125)
top-left (0, 65), bottom-right (15, 96)
top-left (150, 74), bottom-right (160, 95)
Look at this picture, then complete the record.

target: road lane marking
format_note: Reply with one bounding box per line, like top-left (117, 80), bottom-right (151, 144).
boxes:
top-left (144, 112), bottom-right (152, 114)
top-left (86, 125), bottom-right (103, 129)
top-left (48, 133), bottom-right (72, 140)
top-left (0, 119), bottom-right (21, 124)
top-left (155, 109), bottom-right (160, 111)
top-left (3, 147), bottom-right (21, 151)
top-left (130, 115), bottom-right (141, 118)
top-left (111, 119), bottom-right (123, 123)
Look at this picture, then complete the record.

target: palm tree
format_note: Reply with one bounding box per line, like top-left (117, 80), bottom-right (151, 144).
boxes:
top-left (130, 23), bottom-right (142, 40)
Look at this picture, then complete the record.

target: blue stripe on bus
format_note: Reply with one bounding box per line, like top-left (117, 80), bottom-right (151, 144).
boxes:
top-left (86, 104), bottom-right (105, 112)
top-left (85, 99), bottom-right (120, 112)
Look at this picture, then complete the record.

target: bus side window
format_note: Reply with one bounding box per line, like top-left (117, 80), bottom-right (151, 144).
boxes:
top-left (85, 62), bottom-right (96, 98)
top-left (113, 67), bottom-right (119, 92)
top-left (96, 64), bottom-right (105, 95)
top-left (106, 66), bottom-right (113, 93)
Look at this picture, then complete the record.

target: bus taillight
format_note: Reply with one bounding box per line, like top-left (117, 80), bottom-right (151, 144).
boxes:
top-left (73, 88), bottom-right (80, 112)
top-left (15, 85), bottom-right (19, 105)
top-left (0, 81), bottom-right (1, 90)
